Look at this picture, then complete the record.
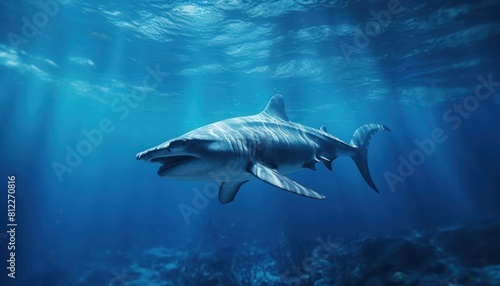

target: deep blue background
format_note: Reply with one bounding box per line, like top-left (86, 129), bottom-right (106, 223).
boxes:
top-left (0, 0), bottom-right (499, 283)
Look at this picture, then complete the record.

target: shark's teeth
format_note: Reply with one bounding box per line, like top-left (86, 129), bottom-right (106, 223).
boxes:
top-left (156, 156), bottom-right (197, 174)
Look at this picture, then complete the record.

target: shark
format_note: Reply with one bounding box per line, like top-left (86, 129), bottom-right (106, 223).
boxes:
top-left (136, 94), bottom-right (389, 203)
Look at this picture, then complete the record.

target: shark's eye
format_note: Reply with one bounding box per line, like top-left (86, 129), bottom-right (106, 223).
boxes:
top-left (169, 139), bottom-right (187, 148)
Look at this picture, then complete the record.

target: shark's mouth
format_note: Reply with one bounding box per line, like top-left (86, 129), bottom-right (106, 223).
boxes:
top-left (153, 155), bottom-right (197, 173)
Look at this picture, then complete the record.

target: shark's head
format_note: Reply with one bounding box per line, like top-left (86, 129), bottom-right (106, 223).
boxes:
top-left (136, 134), bottom-right (221, 179)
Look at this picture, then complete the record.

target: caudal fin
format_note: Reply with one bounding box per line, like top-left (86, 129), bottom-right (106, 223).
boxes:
top-left (350, 124), bottom-right (390, 192)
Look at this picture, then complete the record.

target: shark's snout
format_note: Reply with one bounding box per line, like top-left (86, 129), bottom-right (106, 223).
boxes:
top-left (136, 151), bottom-right (146, 160)
top-left (136, 139), bottom-right (202, 176)
top-left (136, 147), bottom-right (168, 161)
top-left (137, 138), bottom-right (201, 162)
top-left (136, 141), bottom-right (176, 161)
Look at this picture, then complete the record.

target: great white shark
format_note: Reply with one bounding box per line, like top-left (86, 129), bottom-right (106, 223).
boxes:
top-left (136, 94), bottom-right (389, 203)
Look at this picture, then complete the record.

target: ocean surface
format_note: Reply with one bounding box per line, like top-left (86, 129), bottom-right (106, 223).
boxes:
top-left (1, 0), bottom-right (500, 285)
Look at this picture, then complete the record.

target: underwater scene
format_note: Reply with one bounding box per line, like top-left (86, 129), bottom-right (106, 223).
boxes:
top-left (1, 0), bottom-right (500, 285)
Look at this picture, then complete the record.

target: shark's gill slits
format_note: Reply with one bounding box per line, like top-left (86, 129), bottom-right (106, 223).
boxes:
top-left (229, 139), bottom-right (245, 159)
top-left (229, 138), bottom-right (239, 158)
top-left (247, 140), bottom-right (255, 160)
top-left (237, 139), bottom-right (244, 158)
top-left (228, 138), bottom-right (260, 161)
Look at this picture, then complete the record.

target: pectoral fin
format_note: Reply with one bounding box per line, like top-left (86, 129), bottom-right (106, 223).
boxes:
top-left (219, 181), bottom-right (249, 204)
top-left (247, 163), bottom-right (325, 200)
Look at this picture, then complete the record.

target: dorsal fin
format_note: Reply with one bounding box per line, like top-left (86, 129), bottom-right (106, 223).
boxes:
top-left (320, 126), bottom-right (327, 133)
top-left (261, 94), bottom-right (289, 121)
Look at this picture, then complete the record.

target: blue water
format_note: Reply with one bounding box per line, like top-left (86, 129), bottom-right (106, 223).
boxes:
top-left (1, 0), bottom-right (500, 285)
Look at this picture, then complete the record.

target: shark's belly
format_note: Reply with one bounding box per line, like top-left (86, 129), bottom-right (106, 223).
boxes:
top-left (257, 143), bottom-right (317, 174)
top-left (203, 153), bottom-right (307, 182)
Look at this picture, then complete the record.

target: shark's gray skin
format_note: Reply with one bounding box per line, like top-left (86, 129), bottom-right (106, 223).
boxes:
top-left (136, 95), bottom-right (389, 203)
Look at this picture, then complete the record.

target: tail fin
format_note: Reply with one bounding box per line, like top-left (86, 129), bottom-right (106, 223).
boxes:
top-left (350, 124), bottom-right (390, 192)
